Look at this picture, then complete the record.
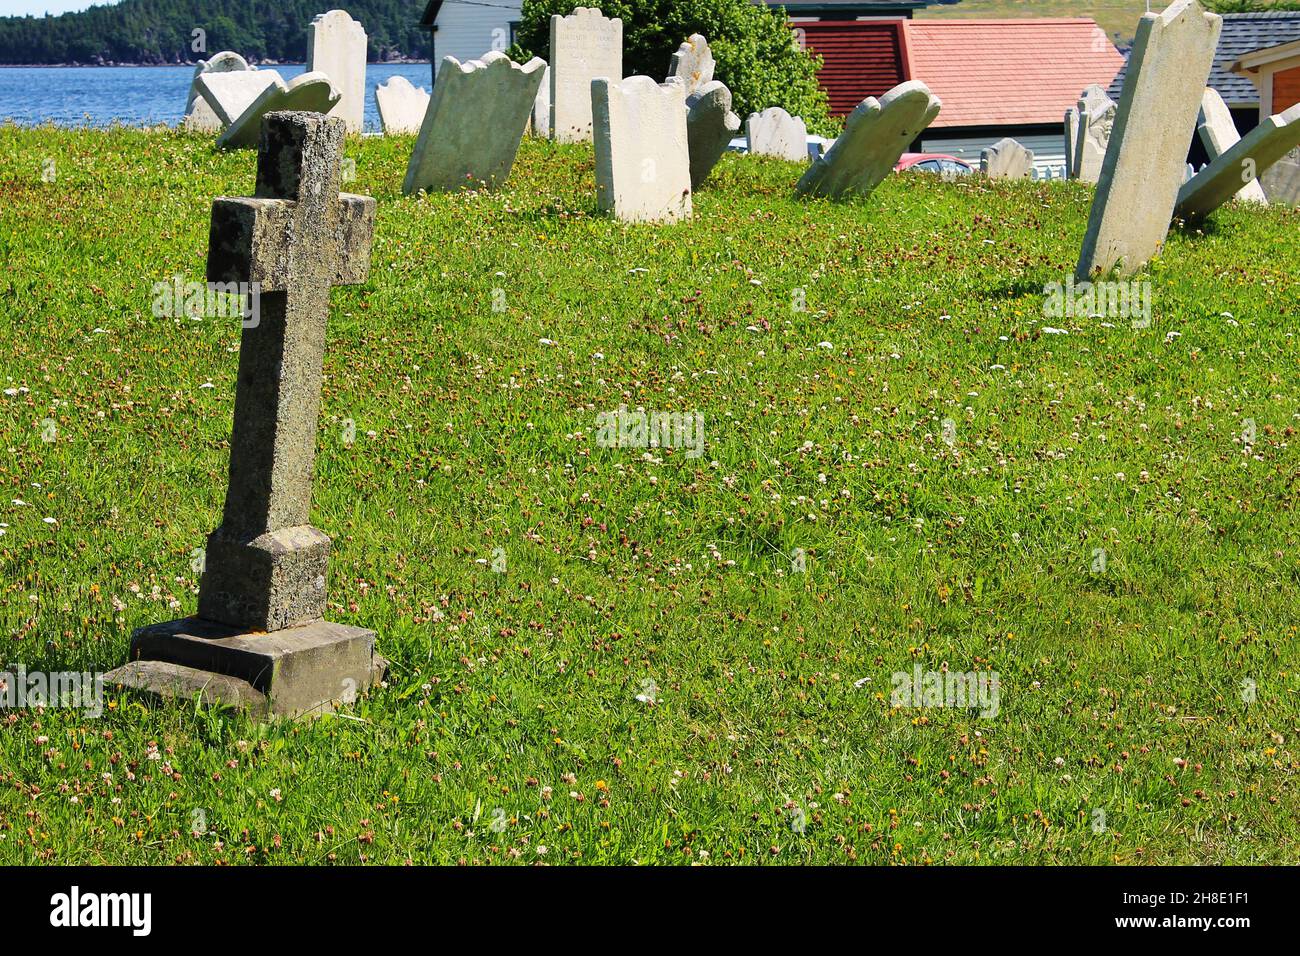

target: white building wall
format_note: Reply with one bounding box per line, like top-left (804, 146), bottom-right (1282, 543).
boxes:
top-left (433, 1), bottom-right (521, 74)
top-left (921, 133), bottom-right (1069, 180)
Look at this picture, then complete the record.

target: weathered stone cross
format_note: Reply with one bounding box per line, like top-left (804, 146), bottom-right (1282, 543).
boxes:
top-left (107, 111), bottom-right (383, 718)
top-left (198, 110), bottom-right (375, 632)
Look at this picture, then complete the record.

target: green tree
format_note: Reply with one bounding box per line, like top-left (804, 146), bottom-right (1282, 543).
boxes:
top-left (1203, 0), bottom-right (1300, 11)
top-left (511, 0), bottom-right (834, 134)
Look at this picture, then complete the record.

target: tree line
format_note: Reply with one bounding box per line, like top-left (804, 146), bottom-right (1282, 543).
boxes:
top-left (0, 0), bottom-right (432, 65)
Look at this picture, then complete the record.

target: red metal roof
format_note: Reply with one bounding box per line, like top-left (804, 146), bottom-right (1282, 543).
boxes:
top-left (903, 19), bottom-right (1125, 127)
top-left (796, 19), bottom-right (910, 116)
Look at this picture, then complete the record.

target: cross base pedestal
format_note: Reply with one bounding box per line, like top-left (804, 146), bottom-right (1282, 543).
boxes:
top-left (104, 616), bottom-right (385, 719)
top-left (198, 525), bottom-right (331, 632)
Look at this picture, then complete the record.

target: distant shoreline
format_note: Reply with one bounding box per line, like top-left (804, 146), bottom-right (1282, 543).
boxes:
top-left (0, 59), bottom-right (432, 68)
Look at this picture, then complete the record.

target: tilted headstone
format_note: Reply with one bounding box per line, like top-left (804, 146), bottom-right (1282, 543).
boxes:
top-left (669, 34), bottom-right (715, 97)
top-left (686, 80), bottom-right (740, 189)
top-left (403, 52), bottom-right (546, 195)
top-left (307, 9), bottom-right (368, 133)
top-left (592, 75), bottom-right (692, 223)
top-left (529, 65), bottom-right (551, 137)
top-left (1196, 87), bottom-right (1267, 203)
top-left (1262, 146), bottom-right (1300, 205)
top-left (184, 52), bottom-right (254, 131)
top-left (1176, 103), bottom-right (1300, 221)
top-left (746, 107), bottom-right (807, 161)
top-left (216, 73), bottom-right (340, 150)
top-left (549, 7), bottom-right (622, 144)
top-left (375, 75), bottom-right (430, 135)
top-left (1074, 84), bottom-right (1117, 183)
top-left (105, 112), bottom-right (383, 718)
top-left (981, 137), bottom-right (1035, 179)
top-left (796, 82), bottom-right (941, 201)
top-left (1064, 106), bottom-right (1079, 179)
top-left (194, 68), bottom-right (281, 129)
top-left (1076, 0), bottom-right (1221, 280)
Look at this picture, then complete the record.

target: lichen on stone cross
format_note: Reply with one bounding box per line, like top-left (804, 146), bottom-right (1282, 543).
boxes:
top-left (197, 111), bottom-right (375, 633)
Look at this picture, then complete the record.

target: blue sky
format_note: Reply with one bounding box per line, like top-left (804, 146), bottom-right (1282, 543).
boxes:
top-left (0, 0), bottom-right (120, 15)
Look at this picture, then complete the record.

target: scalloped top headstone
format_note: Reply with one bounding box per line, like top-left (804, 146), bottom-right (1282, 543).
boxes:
top-left (549, 7), bottom-right (623, 144)
top-left (668, 34), bottom-right (715, 97)
top-left (307, 9), bottom-right (368, 133)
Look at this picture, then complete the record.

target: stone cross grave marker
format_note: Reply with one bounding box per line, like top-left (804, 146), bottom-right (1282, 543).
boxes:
top-left (550, 7), bottom-right (622, 144)
top-left (1076, 0), bottom-right (1221, 280)
top-left (106, 112), bottom-right (383, 719)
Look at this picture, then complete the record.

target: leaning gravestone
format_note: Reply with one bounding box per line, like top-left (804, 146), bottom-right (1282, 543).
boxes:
top-left (1063, 105), bottom-right (1079, 179)
top-left (1262, 147), bottom-right (1300, 205)
top-left (550, 7), bottom-right (622, 143)
top-left (746, 107), bottom-right (807, 161)
top-left (593, 75), bottom-right (692, 223)
top-left (669, 34), bottom-right (715, 97)
top-left (183, 52), bottom-right (255, 131)
top-left (105, 111), bottom-right (382, 718)
top-left (216, 73), bottom-right (340, 149)
top-left (1176, 103), bottom-right (1300, 221)
top-left (375, 75), bottom-right (430, 135)
top-left (194, 68), bottom-right (281, 130)
top-left (529, 65), bottom-right (551, 137)
top-left (1196, 87), bottom-right (1267, 203)
top-left (403, 52), bottom-right (546, 195)
top-left (796, 81), bottom-right (941, 201)
top-left (1073, 84), bottom-right (1117, 182)
top-left (981, 137), bottom-right (1034, 179)
top-left (686, 80), bottom-right (740, 189)
top-left (1075, 0), bottom-right (1221, 280)
top-left (307, 9), bottom-right (368, 133)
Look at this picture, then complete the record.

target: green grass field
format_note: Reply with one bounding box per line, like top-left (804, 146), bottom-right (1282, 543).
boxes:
top-left (0, 125), bottom-right (1297, 864)
top-left (917, 0), bottom-right (1151, 43)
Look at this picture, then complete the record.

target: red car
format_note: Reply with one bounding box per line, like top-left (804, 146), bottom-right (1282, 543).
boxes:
top-left (895, 152), bottom-right (975, 178)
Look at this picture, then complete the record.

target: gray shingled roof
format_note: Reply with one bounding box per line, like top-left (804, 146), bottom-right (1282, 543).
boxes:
top-left (1107, 12), bottom-right (1300, 106)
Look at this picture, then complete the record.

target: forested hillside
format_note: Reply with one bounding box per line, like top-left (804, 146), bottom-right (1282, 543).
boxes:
top-left (0, 0), bottom-right (431, 65)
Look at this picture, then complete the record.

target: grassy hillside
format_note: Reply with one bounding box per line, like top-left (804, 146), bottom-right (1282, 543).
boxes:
top-left (918, 0), bottom-right (1152, 44)
top-left (0, 125), bottom-right (1297, 864)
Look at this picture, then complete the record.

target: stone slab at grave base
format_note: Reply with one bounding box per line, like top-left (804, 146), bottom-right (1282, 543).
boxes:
top-left (104, 617), bottom-right (385, 719)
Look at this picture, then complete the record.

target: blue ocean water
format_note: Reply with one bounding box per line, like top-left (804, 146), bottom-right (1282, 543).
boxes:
top-left (0, 63), bottom-right (437, 132)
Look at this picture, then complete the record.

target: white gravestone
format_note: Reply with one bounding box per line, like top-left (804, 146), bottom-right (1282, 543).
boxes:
top-left (1176, 103), bottom-right (1300, 221)
top-left (375, 75), bottom-right (430, 135)
top-left (307, 9), bottom-right (368, 133)
top-left (1196, 87), bottom-right (1268, 203)
top-left (1076, 0), bottom-right (1221, 280)
top-left (216, 73), bottom-right (341, 150)
top-left (592, 75), bottom-right (692, 223)
top-left (796, 82), bottom-right (941, 201)
top-left (981, 137), bottom-right (1035, 179)
top-left (669, 34), bottom-right (715, 97)
top-left (686, 80), bottom-right (740, 189)
top-left (550, 8), bottom-right (622, 144)
top-left (403, 53), bottom-right (546, 195)
top-left (184, 52), bottom-right (254, 131)
top-left (1064, 106), bottom-right (1079, 179)
top-left (746, 107), bottom-right (807, 162)
top-left (1074, 84), bottom-right (1117, 183)
top-left (194, 68), bottom-right (281, 129)
top-left (530, 65), bottom-right (551, 137)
